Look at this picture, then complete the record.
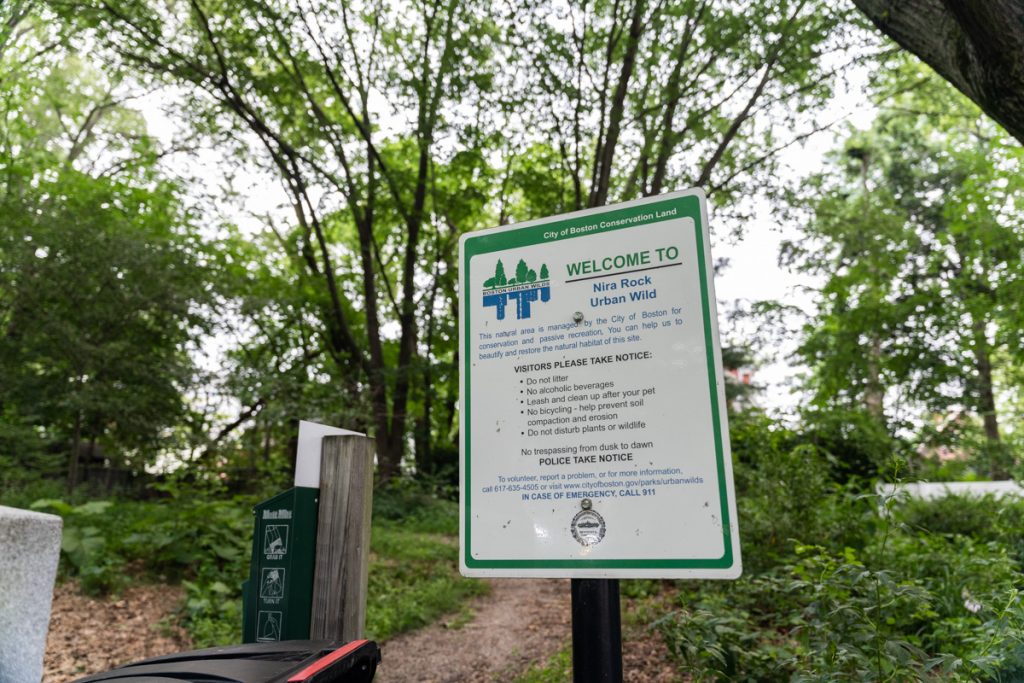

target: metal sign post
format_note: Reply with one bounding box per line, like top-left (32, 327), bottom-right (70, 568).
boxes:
top-left (571, 578), bottom-right (623, 682)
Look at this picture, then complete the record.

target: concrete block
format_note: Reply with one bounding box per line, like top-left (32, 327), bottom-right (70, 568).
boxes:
top-left (878, 480), bottom-right (1024, 503)
top-left (0, 505), bottom-right (63, 683)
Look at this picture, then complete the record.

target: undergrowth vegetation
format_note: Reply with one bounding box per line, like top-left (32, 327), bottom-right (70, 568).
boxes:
top-left (26, 479), bottom-right (483, 647)
top-left (11, 411), bottom-right (1023, 680)
top-left (366, 479), bottom-right (488, 639)
top-left (657, 411), bottom-right (1024, 682)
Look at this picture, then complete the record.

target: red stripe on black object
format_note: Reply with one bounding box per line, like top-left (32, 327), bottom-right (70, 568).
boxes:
top-left (287, 640), bottom-right (369, 682)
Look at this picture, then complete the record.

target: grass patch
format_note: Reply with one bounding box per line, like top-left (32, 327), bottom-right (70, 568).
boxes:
top-left (514, 646), bottom-right (572, 683)
top-left (364, 481), bottom-right (488, 640)
top-left (366, 521), bottom-right (488, 641)
top-left (443, 606), bottom-right (476, 630)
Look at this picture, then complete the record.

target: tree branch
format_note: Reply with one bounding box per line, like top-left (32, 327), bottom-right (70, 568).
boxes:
top-left (853, 0), bottom-right (1024, 143)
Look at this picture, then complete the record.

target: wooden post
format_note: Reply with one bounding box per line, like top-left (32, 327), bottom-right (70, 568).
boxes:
top-left (309, 434), bottom-right (375, 642)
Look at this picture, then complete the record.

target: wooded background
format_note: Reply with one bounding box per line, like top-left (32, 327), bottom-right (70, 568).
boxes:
top-left (5, 2), bottom-right (1024, 680)
top-left (0, 0), bottom-right (1020, 506)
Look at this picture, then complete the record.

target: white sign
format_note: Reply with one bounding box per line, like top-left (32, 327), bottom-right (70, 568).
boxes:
top-left (294, 420), bottom-right (364, 488)
top-left (459, 189), bottom-right (741, 578)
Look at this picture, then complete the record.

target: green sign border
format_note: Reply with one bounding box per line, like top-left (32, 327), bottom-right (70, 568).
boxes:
top-left (462, 193), bottom-right (735, 570)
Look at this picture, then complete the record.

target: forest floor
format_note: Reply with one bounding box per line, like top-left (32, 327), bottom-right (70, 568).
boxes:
top-left (44, 579), bottom-right (682, 682)
top-left (43, 581), bottom-right (192, 682)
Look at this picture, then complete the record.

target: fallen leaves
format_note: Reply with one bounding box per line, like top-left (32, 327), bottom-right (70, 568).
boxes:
top-left (43, 580), bottom-right (192, 682)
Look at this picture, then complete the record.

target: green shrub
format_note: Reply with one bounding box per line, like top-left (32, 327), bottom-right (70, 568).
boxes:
top-left (800, 408), bottom-right (900, 481)
top-left (662, 547), bottom-right (941, 681)
top-left (31, 494), bottom-right (255, 644)
top-left (730, 412), bottom-right (872, 573)
top-left (896, 494), bottom-right (1024, 564)
top-left (373, 478), bottom-right (460, 535)
top-left (0, 474), bottom-right (68, 509)
top-left (654, 412), bottom-right (1024, 681)
top-left (366, 523), bottom-right (487, 640)
top-left (786, 545), bottom-right (936, 681)
top-left (659, 493), bottom-right (1024, 682)
top-left (620, 579), bottom-right (662, 600)
top-left (30, 499), bottom-right (127, 594)
top-left (658, 588), bottom-right (798, 682)
top-left (367, 481), bottom-right (486, 639)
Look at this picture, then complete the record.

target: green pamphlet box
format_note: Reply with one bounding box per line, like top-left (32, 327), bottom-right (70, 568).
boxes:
top-left (242, 487), bottom-right (319, 642)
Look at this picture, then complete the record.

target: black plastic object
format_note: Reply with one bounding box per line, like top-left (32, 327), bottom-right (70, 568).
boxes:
top-left (71, 639), bottom-right (380, 683)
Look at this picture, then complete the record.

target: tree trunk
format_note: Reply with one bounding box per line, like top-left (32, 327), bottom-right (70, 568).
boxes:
top-left (287, 420), bottom-right (299, 482)
top-left (414, 278), bottom-right (441, 475)
top-left (377, 0), bottom-right (460, 481)
top-left (971, 317), bottom-right (1001, 444)
top-left (100, 436), bottom-right (114, 494)
top-left (864, 335), bottom-right (885, 423)
top-left (589, 0), bottom-right (647, 208)
top-left (853, 0), bottom-right (1024, 144)
top-left (257, 420), bottom-right (270, 473)
top-left (650, 4), bottom-right (706, 195)
top-left (68, 411), bottom-right (82, 494)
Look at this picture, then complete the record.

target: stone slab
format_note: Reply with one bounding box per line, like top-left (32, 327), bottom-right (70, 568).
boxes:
top-left (0, 505), bottom-right (63, 683)
top-left (878, 480), bottom-right (1024, 503)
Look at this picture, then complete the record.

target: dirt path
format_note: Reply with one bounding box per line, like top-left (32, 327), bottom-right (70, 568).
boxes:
top-left (377, 579), bottom-right (571, 682)
top-left (377, 579), bottom-right (682, 682)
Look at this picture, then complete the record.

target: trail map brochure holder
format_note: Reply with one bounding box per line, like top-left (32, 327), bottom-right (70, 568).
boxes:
top-left (242, 421), bottom-right (363, 643)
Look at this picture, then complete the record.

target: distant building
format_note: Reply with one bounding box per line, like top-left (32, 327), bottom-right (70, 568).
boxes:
top-left (917, 411), bottom-right (969, 462)
top-left (723, 363), bottom-right (757, 411)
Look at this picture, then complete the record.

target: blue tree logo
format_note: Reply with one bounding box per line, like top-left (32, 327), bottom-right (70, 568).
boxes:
top-left (482, 258), bottom-right (550, 320)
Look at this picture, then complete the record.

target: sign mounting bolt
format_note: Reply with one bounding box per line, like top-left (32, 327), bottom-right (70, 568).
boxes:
top-left (573, 311), bottom-right (584, 324)
top-left (581, 498), bottom-right (592, 510)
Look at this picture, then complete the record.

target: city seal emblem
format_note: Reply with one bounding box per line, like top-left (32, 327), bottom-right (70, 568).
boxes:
top-left (571, 508), bottom-right (606, 546)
